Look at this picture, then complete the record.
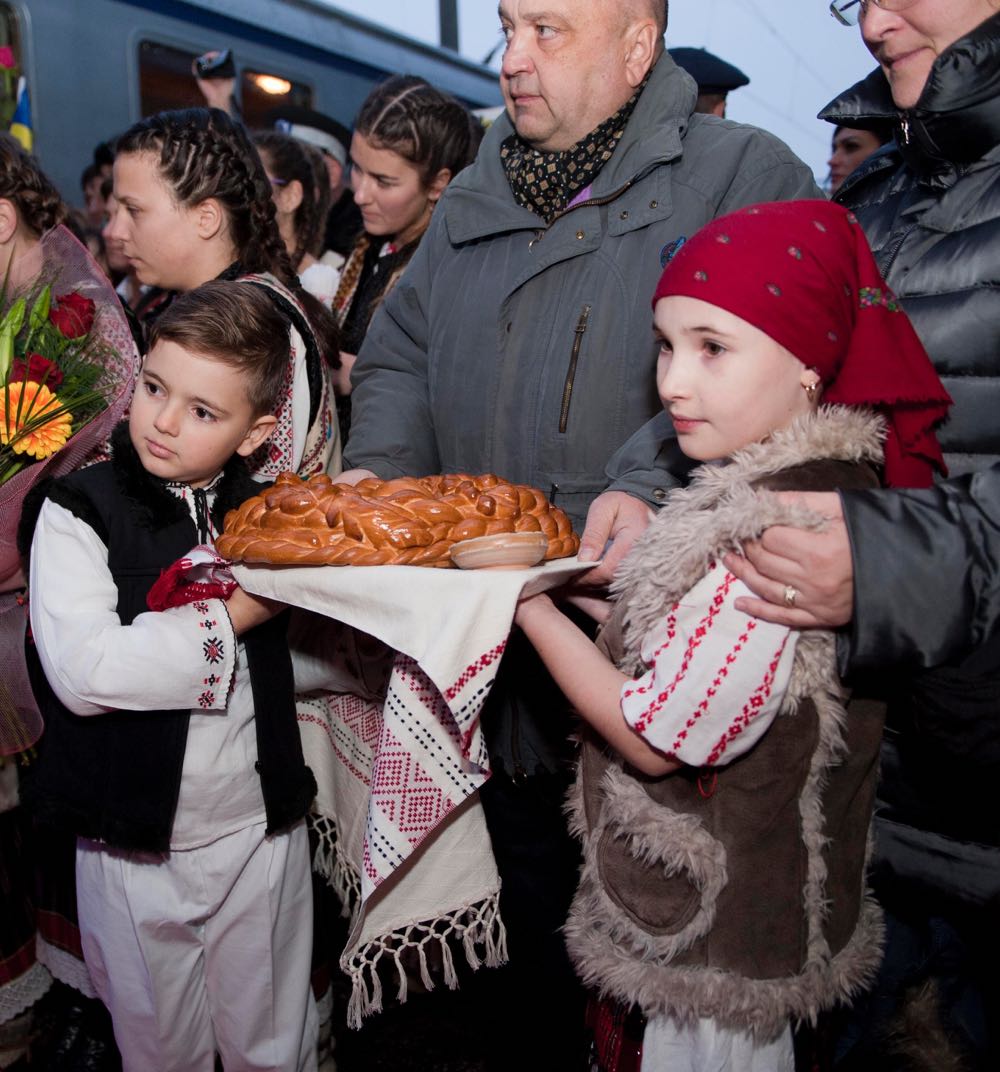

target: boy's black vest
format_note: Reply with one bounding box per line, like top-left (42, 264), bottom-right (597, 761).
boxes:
top-left (20, 425), bottom-right (316, 852)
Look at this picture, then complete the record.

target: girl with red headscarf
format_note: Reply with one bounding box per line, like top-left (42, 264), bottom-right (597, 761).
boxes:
top-left (514, 201), bottom-right (951, 1072)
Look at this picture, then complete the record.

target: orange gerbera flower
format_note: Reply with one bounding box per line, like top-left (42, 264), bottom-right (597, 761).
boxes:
top-left (0, 380), bottom-right (73, 459)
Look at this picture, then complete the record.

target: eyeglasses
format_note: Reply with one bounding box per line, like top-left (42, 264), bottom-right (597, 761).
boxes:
top-left (829, 0), bottom-right (918, 26)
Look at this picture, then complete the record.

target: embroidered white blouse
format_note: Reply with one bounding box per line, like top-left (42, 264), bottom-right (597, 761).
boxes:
top-left (619, 562), bottom-right (799, 768)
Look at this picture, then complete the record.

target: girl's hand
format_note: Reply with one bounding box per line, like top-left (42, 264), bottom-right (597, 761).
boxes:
top-left (513, 591), bottom-right (555, 630)
top-left (562, 590), bottom-right (613, 624)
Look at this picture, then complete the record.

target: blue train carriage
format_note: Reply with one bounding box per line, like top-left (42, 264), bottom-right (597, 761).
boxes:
top-left (0, 0), bottom-right (500, 204)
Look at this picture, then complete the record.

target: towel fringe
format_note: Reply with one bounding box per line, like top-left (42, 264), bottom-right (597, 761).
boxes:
top-left (340, 891), bottom-right (509, 1029)
top-left (309, 811), bottom-right (362, 918)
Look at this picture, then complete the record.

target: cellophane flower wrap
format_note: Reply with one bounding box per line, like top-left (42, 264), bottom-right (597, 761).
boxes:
top-left (0, 226), bottom-right (138, 755)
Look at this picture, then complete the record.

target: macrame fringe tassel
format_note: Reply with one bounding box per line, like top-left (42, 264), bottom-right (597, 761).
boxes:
top-left (341, 891), bottom-right (508, 1029)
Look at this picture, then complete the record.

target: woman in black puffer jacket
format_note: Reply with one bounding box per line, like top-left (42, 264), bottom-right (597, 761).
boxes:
top-left (812, 8), bottom-right (1000, 1069)
top-left (821, 8), bottom-right (1000, 478)
top-left (727, 7), bottom-right (1000, 1069)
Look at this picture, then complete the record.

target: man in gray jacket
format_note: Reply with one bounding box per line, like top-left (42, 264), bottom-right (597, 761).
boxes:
top-left (341, 1), bottom-right (819, 1063)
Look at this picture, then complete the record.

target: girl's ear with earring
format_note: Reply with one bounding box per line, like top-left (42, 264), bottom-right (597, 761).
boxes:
top-left (802, 369), bottom-right (822, 406)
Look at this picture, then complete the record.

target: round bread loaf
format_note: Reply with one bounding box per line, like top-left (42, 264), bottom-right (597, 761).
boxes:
top-left (216, 472), bottom-right (580, 567)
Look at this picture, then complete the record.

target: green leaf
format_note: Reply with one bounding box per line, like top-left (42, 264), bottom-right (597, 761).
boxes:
top-left (0, 296), bottom-right (25, 336)
top-left (0, 324), bottom-right (12, 382)
top-left (25, 285), bottom-right (52, 346)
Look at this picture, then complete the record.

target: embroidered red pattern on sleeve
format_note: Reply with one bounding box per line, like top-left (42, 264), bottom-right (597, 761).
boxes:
top-left (620, 566), bottom-right (796, 768)
top-left (192, 599), bottom-right (231, 709)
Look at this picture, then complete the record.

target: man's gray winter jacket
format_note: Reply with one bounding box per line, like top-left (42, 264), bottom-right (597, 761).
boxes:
top-left (346, 52), bottom-right (820, 531)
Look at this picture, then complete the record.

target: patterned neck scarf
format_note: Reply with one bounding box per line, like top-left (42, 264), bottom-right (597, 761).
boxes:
top-left (500, 75), bottom-right (649, 224)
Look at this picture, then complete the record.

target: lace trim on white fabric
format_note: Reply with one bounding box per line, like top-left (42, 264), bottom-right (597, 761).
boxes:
top-left (35, 936), bottom-right (97, 998)
top-left (0, 960), bottom-right (51, 1023)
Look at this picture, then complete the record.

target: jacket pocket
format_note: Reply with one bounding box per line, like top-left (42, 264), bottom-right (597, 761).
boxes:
top-left (592, 766), bottom-right (727, 949)
top-left (558, 304), bottom-right (592, 433)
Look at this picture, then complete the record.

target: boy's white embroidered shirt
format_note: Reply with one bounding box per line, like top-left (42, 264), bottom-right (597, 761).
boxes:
top-left (620, 561), bottom-right (798, 768)
top-left (30, 493), bottom-right (266, 849)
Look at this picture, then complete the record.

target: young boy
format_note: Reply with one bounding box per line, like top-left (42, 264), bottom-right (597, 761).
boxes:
top-left (514, 201), bottom-right (951, 1071)
top-left (23, 281), bottom-right (319, 1072)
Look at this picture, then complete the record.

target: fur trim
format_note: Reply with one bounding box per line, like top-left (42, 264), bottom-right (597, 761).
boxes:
top-left (111, 421), bottom-right (189, 530)
top-left (613, 406), bottom-right (884, 669)
top-left (108, 420), bottom-right (260, 532)
top-left (566, 891), bottom-right (883, 1041)
top-left (575, 765), bottom-right (728, 955)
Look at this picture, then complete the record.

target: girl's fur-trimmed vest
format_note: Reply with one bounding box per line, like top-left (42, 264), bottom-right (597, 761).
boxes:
top-left (566, 407), bottom-right (887, 1040)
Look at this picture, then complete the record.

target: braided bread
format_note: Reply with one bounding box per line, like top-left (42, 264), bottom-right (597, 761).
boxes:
top-left (217, 473), bottom-right (580, 567)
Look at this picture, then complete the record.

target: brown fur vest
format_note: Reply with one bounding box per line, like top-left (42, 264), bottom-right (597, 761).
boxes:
top-left (565, 406), bottom-right (887, 1040)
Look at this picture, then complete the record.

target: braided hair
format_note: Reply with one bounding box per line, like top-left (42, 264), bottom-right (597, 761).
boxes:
top-left (355, 76), bottom-right (476, 191)
top-left (0, 133), bottom-right (67, 237)
top-left (115, 108), bottom-right (338, 363)
top-left (253, 130), bottom-right (331, 266)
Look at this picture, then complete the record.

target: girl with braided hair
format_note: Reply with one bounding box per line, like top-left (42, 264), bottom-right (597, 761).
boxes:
top-left (108, 106), bottom-right (340, 480)
top-left (0, 132), bottom-right (66, 270)
top-left (333, 75), bottom-right (476, 433)
top-left (253, 130), bottom-right (338, 308)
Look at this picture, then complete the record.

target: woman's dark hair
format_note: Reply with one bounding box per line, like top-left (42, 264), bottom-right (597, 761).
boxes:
top-left (148, 280), bottom-right (289, 417)
top-left (0, 133), bottom-right (67, 237)
top-left (355, 76), bottom-right (476, 187)
top-left (115, 108), bottom-right (339, 364)
top-left (833, 122), bottom-right (893, 147)
top-left (253, 130), bottom-right (331, 266)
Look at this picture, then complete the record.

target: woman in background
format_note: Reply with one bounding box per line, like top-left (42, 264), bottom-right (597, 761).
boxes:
top-left (332, 75), bottom-right (476, 439)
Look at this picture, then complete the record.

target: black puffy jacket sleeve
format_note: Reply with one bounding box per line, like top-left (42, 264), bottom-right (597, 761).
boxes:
top-left (842, 464), bottom-right (1000, 673)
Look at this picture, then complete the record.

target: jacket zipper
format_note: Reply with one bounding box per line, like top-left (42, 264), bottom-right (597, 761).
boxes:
top-left (559, 304), bottom-right (592, 433)
top-left (555, 179), bottom-right (636, 218)
top-left (528, 178), bottom-right (639, 249)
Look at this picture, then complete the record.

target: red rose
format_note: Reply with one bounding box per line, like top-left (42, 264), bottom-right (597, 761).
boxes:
top-left (10, 352), bottom-right (64, 388)
top-left (49, 292), bottom-right (95, 339)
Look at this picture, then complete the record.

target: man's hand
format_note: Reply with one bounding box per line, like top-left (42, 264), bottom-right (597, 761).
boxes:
top-left (723, 491), bottom-right (854, 628)
top-left (0, 561), bottom-right (25, 593)
top-left (577, 491), bottom-right (654, 587)
top-left (334, 352), bottom-right (357, 396)
top-left (192, 53), bottom-right (236, 113)
top-left (335, 467), bottom-right (377, 486)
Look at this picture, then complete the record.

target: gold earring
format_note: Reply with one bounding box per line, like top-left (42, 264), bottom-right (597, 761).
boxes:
top-left (804, 380), bottom-right (820, 402)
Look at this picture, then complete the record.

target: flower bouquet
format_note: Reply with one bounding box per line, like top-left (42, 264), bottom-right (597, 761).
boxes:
top-left (0, 225), bottom-right (138, 754)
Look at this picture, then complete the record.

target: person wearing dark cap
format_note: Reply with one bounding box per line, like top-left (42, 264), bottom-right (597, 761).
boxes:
top-left (272, 105), bottom-right (362, 260)
top-left (668, 46), bottom-right (749, 117)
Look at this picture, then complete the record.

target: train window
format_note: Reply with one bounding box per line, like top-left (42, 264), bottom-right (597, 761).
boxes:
top-left (0, 3), bottom-right (22, 130)
top-left (240, 70), bottom-right (312, 127)
top-left (138, 42), bottom-right (311, 124)
top-left (139, 41), bottom-right (204, 115)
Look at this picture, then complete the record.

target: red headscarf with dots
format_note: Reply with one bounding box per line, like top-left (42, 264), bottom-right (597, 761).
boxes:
top-left (652, 200), bottom-right (951, 487)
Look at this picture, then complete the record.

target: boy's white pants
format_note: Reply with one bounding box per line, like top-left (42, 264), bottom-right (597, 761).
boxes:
top-left (76, 820), bottom-right (318, 1072)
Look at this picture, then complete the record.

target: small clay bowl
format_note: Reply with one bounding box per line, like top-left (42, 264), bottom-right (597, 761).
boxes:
top-left (450, 532), bottom-right (549, 570)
